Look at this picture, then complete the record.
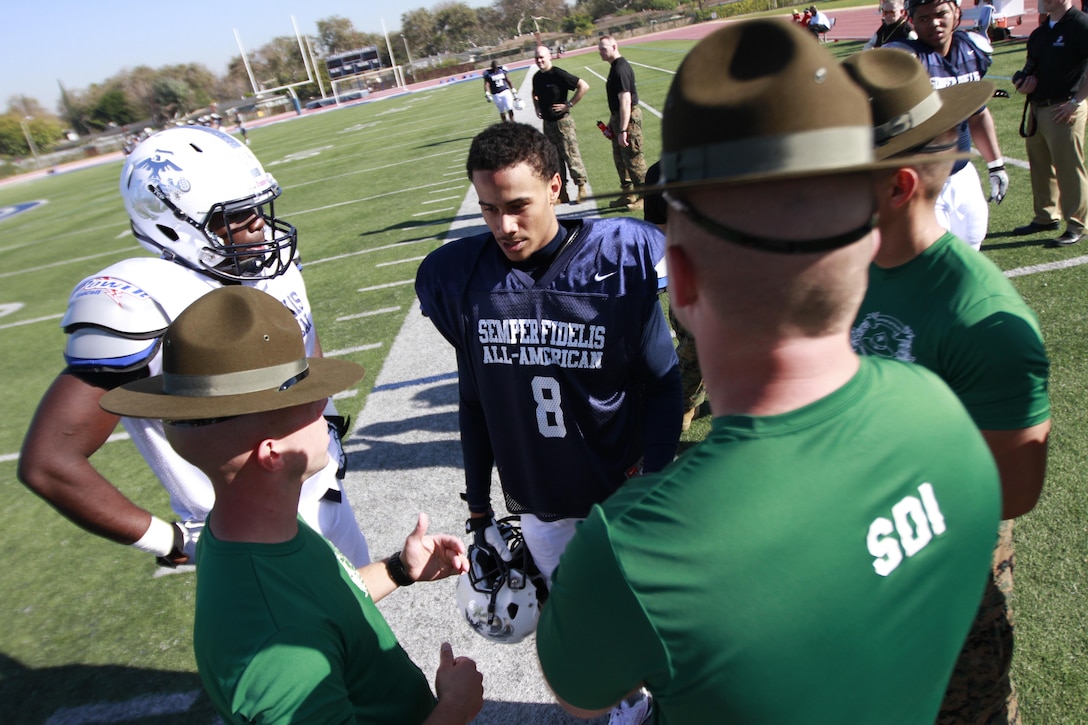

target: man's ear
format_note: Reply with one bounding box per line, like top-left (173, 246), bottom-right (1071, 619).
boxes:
top-left (884, 167), bottom-right (920, 211)
top-left (254, 438), bottom-right (284, 472)
top-left (666, 243), bottom-right (698, 312)
top-left (549, 172), bottom-right (562, 203)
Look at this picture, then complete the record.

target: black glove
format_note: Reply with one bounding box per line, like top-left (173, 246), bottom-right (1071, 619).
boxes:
top-left (466, 516), bottom-right (512, 562)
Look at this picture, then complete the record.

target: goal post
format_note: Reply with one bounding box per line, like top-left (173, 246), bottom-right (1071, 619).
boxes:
top-left (330, 66), bottom-right (406, 104)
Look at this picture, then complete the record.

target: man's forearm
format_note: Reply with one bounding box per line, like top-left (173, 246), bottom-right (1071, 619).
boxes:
top-left (968, 108), bottom-right (1002, 163)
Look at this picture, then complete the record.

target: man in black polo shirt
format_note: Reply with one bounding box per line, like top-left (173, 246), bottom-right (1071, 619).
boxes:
top-left (1013, 0), bottom-right (1088, 246)
top-left (598, 34), bottom-right (647, 211)
top-left (532, 45), bottom-right (590, 204)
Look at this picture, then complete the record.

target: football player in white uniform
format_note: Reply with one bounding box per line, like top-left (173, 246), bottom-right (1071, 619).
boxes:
top-left (18, 126), bottom-right (371, 568)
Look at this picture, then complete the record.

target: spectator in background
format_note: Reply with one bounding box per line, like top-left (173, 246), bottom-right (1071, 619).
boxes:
top-left (978, 0), bottom-right (998, 33)
top-left (864, 0), bottom-right (918, 48)
top-left (808, 5), bottom-right (833, 35)
top-left (1012, 0), bottom-right (1088, 247)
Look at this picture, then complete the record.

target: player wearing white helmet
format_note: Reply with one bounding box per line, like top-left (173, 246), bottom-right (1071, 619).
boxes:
top-left (18, 126), bottom-right (371, 569)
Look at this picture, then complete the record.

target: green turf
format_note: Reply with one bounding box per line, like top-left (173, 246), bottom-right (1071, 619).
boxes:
top-left (1, 29), bottom-right (1085, 724)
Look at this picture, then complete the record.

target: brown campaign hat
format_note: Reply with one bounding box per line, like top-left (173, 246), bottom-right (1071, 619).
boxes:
top-left (100, 286), bottom-right (363, 420)
top-left (659, 19), bottom-right (899, 191)
top-left (842, 48), bottom-right (993, 160)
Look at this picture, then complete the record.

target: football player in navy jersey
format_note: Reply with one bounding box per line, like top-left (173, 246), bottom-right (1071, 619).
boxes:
top-left (888, 0), bottom-right (1009, 250)
top-left (416, 122), bottom-right (681, 583)
top-left (416, 122), bottom-right (679, 722)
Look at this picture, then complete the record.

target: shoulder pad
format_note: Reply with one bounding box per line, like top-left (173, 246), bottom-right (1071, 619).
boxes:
top-left (964, 30), bottom-right (993, 55)
top-left (62, 276), bottom-right (170, 372)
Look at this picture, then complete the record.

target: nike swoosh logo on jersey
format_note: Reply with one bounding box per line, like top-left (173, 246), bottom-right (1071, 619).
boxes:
top-left (594, 271), bottom-right (618, 281)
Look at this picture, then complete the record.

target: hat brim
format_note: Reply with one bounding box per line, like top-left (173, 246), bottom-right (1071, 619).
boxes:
top-left (578, 152), bottom-right (967, 204)
top-left (99, 356), bottom-right (364, 420)
top-left (873, 81), bottom-right (996, 160)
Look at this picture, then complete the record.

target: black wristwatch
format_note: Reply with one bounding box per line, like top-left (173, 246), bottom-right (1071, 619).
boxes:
top-left (385, 551), bottom-right (415, 587)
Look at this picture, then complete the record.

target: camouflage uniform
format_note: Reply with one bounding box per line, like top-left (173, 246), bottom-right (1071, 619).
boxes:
top-left (668, 306), bottom-right (705, 413)
top-left (938, 519), bottom-right (1020, 725)
top-left (610, 106), bottom-right (647, 202)
top-left (543, 115), bottom-right (587, 188)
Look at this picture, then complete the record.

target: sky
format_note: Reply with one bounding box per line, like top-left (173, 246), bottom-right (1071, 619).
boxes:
top-left (0, 0), bottom-right (460, 115)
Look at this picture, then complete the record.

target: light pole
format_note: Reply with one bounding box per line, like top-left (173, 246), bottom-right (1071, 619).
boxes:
top-left (20, 117), bottom-right (40, 170)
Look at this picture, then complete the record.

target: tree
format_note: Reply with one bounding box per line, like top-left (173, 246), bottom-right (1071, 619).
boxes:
top-left (316, 16), bottom-right (361, 55)
top-left (5, 95), bottom-right (49, 119)
top-left (0, 113), bottom-right (64, 157)
top-left (149, 77), bottom-right (194, 123)
top-left (495, 0), bottom-right (569, 36)
top-left (474, 7), bottom-right (507, 46)
top-left (89, 88), bottom-right (137, 128)
top-left (402, 8), bottom-right (438, 57)
top-left (433, 2), bottom-right (480, 52)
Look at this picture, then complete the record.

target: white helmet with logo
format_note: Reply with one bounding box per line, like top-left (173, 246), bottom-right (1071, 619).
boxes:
top-left (120, 126), bottom-right (297, 283)
top-left (456, 516), bottom-right (547, 644)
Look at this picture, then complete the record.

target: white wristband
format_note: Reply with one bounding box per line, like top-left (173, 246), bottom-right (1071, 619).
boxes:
top-left (987, 158), bottom-right (1005, 170)
top-left (130, 516), bottom-right (175, 557)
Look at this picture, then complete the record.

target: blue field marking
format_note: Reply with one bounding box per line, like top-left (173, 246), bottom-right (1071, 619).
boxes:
top-left (0, 199), bottom-right (47, 222)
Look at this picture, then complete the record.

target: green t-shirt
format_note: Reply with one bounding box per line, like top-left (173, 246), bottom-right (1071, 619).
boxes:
top-left (537, 357), bottom-right (1001, 724)
top-left (852, 232), bottom-right (1050, 430)
top-left (194, 518), bottom-right (436, 724)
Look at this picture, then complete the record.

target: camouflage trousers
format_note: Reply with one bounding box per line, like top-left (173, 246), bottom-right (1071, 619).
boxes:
top-left (543, 116), bottom-right (587, 186)
top-left (668, 305), bottom-right (705, 411)
top-left (937, 519), bottom-right (1020, 725)
top-left (610, 106), bottom-right (647, 193)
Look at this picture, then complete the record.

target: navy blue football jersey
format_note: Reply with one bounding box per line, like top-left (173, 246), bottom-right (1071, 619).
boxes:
top-left (484, 67), bottom-right (512, 95)
top-left (888, 31), bottom-right (992, 171)
top-left (416, 217), bottom-right (678, 520)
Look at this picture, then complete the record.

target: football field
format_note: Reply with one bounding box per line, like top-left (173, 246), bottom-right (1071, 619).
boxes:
top-left (1, 23), bottom-right (1086, 723)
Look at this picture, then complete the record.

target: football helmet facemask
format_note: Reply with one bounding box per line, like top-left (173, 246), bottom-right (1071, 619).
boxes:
top-left (120, 126), bottom-right (297, 283)
top-left (456, 516), bottom-right (547, 644)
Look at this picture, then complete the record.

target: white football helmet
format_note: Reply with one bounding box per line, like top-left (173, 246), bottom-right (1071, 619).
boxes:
top-left (119, 126), bottom-right (297, 283)
top-left (456, 517), bottom-right (547, 644)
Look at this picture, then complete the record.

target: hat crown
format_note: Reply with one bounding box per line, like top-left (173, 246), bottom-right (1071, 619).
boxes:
top-left (163, 286), bottom-right (305, 382)
top-left (841, 47), bottom-right (994, 159)
top-left (662, 20), bottom-right (874, 185)
top-left (842, 49), bottom-right (940, 132)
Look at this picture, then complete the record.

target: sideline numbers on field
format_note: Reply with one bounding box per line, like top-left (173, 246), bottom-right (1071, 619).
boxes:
top-left (0, 200), bottom-right (47, 223)
top-left (340, 122), bottom-right (379, 133)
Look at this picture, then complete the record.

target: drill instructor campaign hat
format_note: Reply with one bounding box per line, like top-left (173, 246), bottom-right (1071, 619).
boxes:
top-left (842, 48), bottom-right (993, 160)
top-left (659, 19), bottom-right (901, 191)
top-left (100, 286), bottom-right (363, 421)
